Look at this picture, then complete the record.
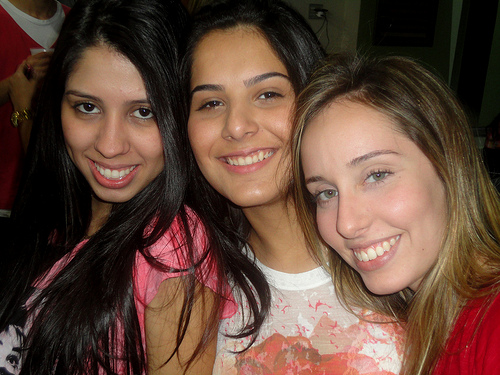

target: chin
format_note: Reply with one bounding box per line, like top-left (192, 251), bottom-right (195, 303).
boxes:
top-left (362, 277), bottom-right (405, 296)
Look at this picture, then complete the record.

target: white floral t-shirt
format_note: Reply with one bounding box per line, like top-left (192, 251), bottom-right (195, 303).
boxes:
top-left (214, 256), bottom-right (404, 374)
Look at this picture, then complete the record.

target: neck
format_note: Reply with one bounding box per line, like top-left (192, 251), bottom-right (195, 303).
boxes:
top-left (8, 0), bottom-right (57, 19)
top-left (88, 197), bottom-right (112, 237)
top-left (243, 198), bottom-right (320, 273)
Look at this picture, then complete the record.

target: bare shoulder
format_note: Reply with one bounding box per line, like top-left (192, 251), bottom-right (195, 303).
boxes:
top-left (145, 276), bottom-right (217, 375)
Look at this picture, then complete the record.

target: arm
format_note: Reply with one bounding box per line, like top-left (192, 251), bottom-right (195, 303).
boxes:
top-left (145, 276), bottom-right (217, 375)
top-left (0, 76), bottom-right (10, 106)
top-left (7, 52), bottom-right (52, 152)
top-left (8, 63), bottom-right (36, 153)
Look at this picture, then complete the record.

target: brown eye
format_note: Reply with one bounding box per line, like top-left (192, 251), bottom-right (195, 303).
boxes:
top-left (258, 91), bottom-right (282, 100)
top-left (75, 102), bottom-right (99, 114)
top-left (133, 107), bottom-right (154, 119)
top-left (198, 100), bottom-right (223, 111)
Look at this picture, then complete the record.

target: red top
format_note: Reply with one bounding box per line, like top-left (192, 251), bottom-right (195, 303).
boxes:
top-left (433, 291), bottom-right (500, 374)
top-left (0, 3), bottom-right (70, 210)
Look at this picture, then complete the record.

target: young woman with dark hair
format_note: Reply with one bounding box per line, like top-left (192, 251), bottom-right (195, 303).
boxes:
top-left (0, 0), bottom-right (250, 373)
top-left (293, 53), bottom-right (500, 374)
top-left (184, 1), bottom-right (405, 373)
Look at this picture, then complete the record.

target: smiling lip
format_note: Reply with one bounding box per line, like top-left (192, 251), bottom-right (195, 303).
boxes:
top-left (221, 149), bottom-right (275, 167)
top-left (351, 235), bottom-right (401, 262)
top-left (89, 160), bottom-right (139, 189)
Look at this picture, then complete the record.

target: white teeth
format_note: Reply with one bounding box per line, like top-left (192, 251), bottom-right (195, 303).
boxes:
top-left (226, 151), bottom-right (274, 166)
top-left (95, 162), bottom-right (136, 180)
top-left (354, 235), bottom-right (400, 262)
top-left (367, 248), bottom-right (377, 260)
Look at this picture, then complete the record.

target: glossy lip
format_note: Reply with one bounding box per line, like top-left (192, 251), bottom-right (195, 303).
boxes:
top-left (349, 235), bottom-right (401, 272)
top-left (218, 147), bottom-right (277, 174)
top-left (89, 159), bottom-right (139, 189)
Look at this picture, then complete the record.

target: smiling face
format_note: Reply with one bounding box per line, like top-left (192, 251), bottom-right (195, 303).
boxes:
top-left (188, 27), bottom-right (295, 209)
top-left (301, 100), bottom-right (447, 294)
top-left (61, 45), bottom-right (164, 213)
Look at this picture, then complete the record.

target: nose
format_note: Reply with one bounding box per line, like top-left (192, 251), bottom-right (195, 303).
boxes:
top-left (221, 104), bottom-right (259, 140)
top-left (336, 191), bottom-right (369, 239)
top-left (94, 114), bottom-right (130, 158)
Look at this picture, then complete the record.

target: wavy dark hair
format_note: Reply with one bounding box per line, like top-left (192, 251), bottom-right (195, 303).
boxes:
top-left (182, 0), bottom-right (326, 346)
top-left (0, 0), bottom-right (220, 373)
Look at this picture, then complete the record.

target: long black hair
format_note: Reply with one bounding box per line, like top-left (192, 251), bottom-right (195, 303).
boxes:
top-left (182, 0), bottom-right (326, 346)
top-left (0, 0), bottom-right (217, 373)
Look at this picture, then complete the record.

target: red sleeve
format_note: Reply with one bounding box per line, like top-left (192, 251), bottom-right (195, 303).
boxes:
top-left (470, 294), bottom-right (500, 374)
top-left (61, 3), bottom-right (71, 15)
top-left (433, 292), bottom-right (500, 374)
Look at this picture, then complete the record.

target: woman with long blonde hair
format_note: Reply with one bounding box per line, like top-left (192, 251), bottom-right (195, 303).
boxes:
top-left (292, 52), bottom-right (500, 374)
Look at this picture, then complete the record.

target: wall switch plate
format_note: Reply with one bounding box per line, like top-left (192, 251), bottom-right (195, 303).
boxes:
top-left (309, 3), bottom-right (324, 19)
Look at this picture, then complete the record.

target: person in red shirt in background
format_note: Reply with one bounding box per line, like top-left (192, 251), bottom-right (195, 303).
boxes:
top-left (0, 0), bottom-right (70, 235)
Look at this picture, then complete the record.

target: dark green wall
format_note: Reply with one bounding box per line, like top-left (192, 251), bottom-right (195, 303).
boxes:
top-left (356, 0), bottom-right (453, 83)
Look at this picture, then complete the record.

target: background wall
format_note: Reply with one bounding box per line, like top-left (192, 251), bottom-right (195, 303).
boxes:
top-left (287, 0), bottom-right (360, 53)
top-left (481, 7), bottom-right (500, 127)
top-left (290, 0), bottom-right (500, 129)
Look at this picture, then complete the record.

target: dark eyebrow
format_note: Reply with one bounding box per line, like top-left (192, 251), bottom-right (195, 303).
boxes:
top-left (243, 72), bottom-right (290, 87)
top-left (190, 84), bottom-right (224, 97)
top-left (64, 90), bottom-right (101, 103)
top-left (305, 150), bottom-right (399, 185)
top-left (64, 90), bottom-right (149, 106)
top-left (190, 72), bottom-right (290, 98)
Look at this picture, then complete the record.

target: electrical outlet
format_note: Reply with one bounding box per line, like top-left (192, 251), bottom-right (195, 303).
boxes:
top-left (308, 3), bottom-right (324, 19)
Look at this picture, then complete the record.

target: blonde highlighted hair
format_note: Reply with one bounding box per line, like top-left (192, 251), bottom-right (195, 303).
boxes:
top-left (292, 53), bottom-right (500, 374)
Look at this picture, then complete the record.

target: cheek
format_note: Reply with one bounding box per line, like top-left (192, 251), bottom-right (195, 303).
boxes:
top-left (188, 119), bottom-right (215, 165)
top-left (61, 112), bottom-right (82, 163)
top-left (316, 209), bottom-right (340, 248)
top-left (271, 106), bottom-right (293, 141)
top-left (143, 131), bottom-right (165, 171)
top-left (187, 120), bottom-right (203, 153)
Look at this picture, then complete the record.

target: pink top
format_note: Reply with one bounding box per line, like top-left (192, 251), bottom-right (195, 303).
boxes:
top-left (34, 208), bottom-right (235, 373)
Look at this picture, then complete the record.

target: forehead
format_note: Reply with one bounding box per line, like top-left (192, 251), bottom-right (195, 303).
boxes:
top-left (190, 27), bottom-right (287, 83)
top-left (301, 100), bottom-right (407, 161)
top-left (65, 45), bottom-right (146, 94)
top-left (306, 99), bottom-right (402, 135)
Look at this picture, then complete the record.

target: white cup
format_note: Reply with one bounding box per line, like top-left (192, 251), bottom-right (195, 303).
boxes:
top-left (30, 48), bottom-right (54, 55)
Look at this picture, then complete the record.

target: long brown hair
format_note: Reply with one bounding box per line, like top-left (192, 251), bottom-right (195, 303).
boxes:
top-left (292, 53), bottom-right (500, 374)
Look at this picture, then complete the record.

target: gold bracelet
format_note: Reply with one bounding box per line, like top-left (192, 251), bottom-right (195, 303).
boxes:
top-left (10, 109), bottom-right (32, 128)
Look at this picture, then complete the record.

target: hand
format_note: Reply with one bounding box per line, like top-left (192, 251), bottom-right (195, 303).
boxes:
top-left (25, 51), bottom-right (53, 82)
top-left (8, 60), bottom-right (39, 111)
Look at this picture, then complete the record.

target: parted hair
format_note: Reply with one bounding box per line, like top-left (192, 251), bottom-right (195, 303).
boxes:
top-left (292, 53), bottom-right (500, 374)
top-left (0, 0), bottom-right (221, 373)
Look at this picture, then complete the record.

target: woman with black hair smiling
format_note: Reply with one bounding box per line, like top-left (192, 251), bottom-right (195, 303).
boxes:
top-left (0, 0), bottom-right (266, 373)
top-left (184, 1), bottom-right (405, 373)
